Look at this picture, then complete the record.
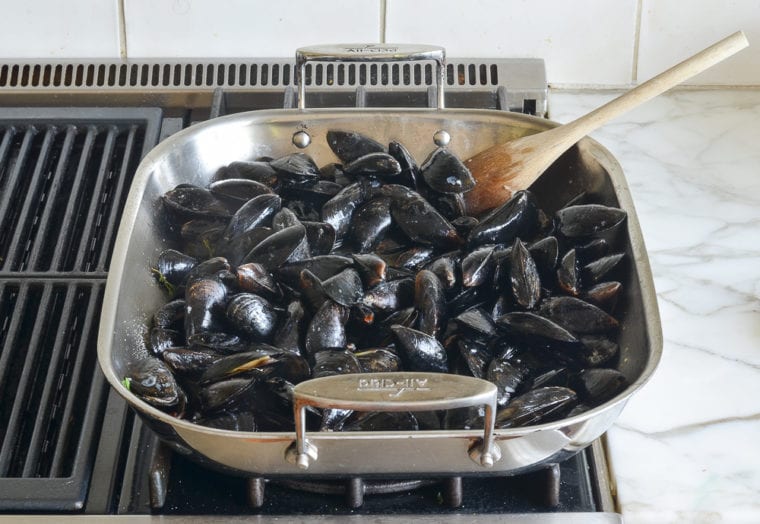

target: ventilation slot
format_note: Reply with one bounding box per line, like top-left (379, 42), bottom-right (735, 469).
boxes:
top-left (0, 60), bottom-right (505, 89)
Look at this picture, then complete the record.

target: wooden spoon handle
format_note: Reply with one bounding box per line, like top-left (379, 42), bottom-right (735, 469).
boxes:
top-left (552, 31), bottom-right (749, 149)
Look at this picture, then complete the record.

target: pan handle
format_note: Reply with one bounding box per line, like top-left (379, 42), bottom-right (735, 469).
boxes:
top-left (295, 44), bottom-right (447, 110)
top-left (285, 371), bottom-right (501, 470)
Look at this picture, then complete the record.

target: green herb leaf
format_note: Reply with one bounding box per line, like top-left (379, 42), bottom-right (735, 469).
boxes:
top-left (121, 377), bottom-right (131, 391)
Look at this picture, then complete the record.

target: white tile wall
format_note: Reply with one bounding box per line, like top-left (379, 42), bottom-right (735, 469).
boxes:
top-left (385, 0), bottom-right (638, 86)
top-left (0, 0), bottom-right (757, 86)
top-left (0, 0), bottom-right (120, 58)
top-left (637, 0), bottom-right (760, 85)
top-left (124, 0), bottom-right (382, 58)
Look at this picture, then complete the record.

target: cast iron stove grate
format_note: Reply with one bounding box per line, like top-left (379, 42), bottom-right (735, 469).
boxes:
top-left (0, 108), bottom-right (161, 511)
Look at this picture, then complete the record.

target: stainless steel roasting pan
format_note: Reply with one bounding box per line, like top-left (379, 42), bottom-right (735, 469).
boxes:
top-left (97, 45), bottom-right (662, 478)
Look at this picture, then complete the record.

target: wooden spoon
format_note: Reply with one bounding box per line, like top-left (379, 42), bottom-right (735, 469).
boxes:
top-left (464, 31), bottom-right (749, 215)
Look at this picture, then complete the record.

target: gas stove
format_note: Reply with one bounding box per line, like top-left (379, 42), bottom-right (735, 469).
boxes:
top-left (0, 55), bottom-right (620, 522)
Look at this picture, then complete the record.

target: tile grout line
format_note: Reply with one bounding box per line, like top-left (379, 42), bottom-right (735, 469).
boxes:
top-left (380, 0), bottom-right (387, 43)
top-left (631, 0), bottom-right (643, 84)
top-left (117, 0), bottom-right (128, 60)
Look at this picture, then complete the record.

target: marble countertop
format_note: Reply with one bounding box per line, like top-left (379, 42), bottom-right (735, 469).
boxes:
top-left (550, 89), bottom-right (760, 523)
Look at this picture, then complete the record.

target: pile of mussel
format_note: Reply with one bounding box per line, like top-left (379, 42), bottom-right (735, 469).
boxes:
top-left (124, 130), bottom-right (631, 433)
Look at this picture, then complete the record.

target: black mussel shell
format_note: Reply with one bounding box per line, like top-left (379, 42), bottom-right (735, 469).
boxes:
top-left (528, 236), bottom-right (559, 282)
top-left (388, 190), bottom-right (462, 248)
top-left (305, 302), bottom-right (349, 357)
top-left (126, 357), bottom-right (183, 408)
top-left (344, 152), bottom-right (402, 178)
top-left (555, 204), bottom-right (626, 238)
top-left (272, 300), bottom-right (306, 356)
top-left (184, 257), bottom-right (231, 286)
top-left (583, 253), bottom-right (625, 286)
top-left (320, 408), bottom-right (354, 431)
top-left (327, 130), bottom-right (386, 164)
top-left (313, 349), bottom-right (362, 378)
top-left (424, 253), bottom-right (459, 291)
top-left (520, 367), bottom-right (572, 393)
top-left (391, 325), bottom-right (449, 373)
top-left (420, 147), bottom-right (476, 194)
top-left (576, 238), bottom-right (609, 264)
top-left (454, 307), bottom-right (497, 337)
top-left (361, 278), bottom-right (414, 313)
top-left (580, 336), bottom-right (619, 367)
top-left (582, 281), bottom-right (622, 312)
top-left (414, 270), bottom-right (446, 337)
top-left (539, 296), bottom-right (619, 334)
top-left (216, 227), bottom-right (274, 266)
top-left (447, 286), bottom-right (490, 317)
top-left (199, 376), bottom-right (260, 414)
top-left (321, 182), bottom-right (368, 247)
top-left (199, 346), bottom-right (282, 385)
top-left (381, 246), bottom-right (435, 272)
top-left (487, 355), bottom-right (523, 406)
top-left (388, 140), bottom-right (419, 188)
top-left (162, 347), bottom-right (221, 377)
top-left (184, 277), bottom-right (227, 338)
top-left (243, 224), bottom-right (309, 270)
top-left (495, 386), bottom-right (578, 428)
top-left (236, 262), bottom-right (283, 301)
top-left (153, 299), bottom-right (186, 329)
top-left (216, 161), bottom-right (278, 187)
top-left (162, 185), bottom-right (230, 225)
top-left (179, 218), bottom-right (227, 259)
top-left (468, 190), bottom-right (538, 247)
top-left (457, 338), bottom-right (492, 378)
top-left (276, 255), bottom-right (354, 288)
top-left (272, 207), bottom-right (301, 230)
top-left (150, 327), bottom-right (182, 356)
top-left (355, 348), bottom-right (401, 373)
top-left (452, 215), bottom-right (479, 236)
top-left (461, 245), bottom-right (496, 288)
top-left (298, 269), bottom-right (329, 311)
top-left (197, 411), bottom-right (257, 432)
top-left (322, 268), bottom-right (364, 307)
top-left (352, 253), bottom-right (387, 288)
top-left (496, 312), bottom-right (579, 345)
top-left (154, 249), bottom-right (198, 287)
top-left (226, 293), bottom-right (278, 340)
top-left (557, 248), bottom-right (581, 296)
top-left (350, 197), bottom-right (393, 253)
top-left (269, 153), bottom-right (320, 187)
top-left (209, 178), bottom-right (274, 210)
top-left (510, 238), bottom-right (541, 309)
top-left (572, 368), bottom-right (628, 406)
top-left (302, 221), bottom-right (337, 256)
top-left (187, 332), bottom-right (243, 354)
top-left (223, 194), bottom-right (282, 240)
top-left (342, 411), bottom-right (419, 432)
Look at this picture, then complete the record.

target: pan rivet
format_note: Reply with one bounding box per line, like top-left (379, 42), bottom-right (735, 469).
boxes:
top-left (292, 130), bottom-right (311, 148)
top-left (433, 130), bottom-right (451, 147)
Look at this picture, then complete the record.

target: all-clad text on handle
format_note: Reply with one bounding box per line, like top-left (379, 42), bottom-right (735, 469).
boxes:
top-left (294, 44), bottom-right (447, 110)
top-left (285, 372), bottom-right (501, 469)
